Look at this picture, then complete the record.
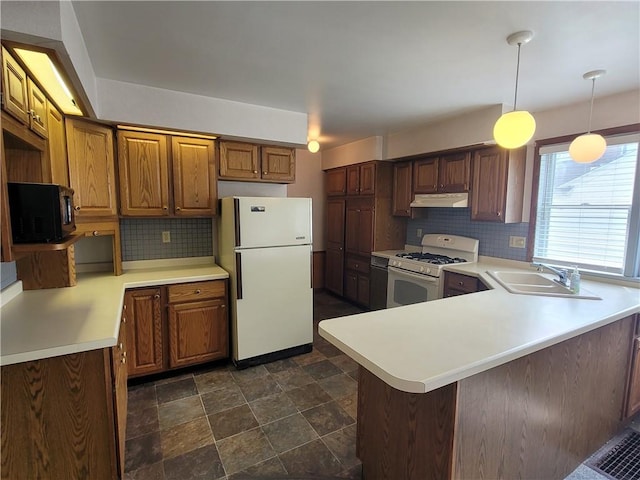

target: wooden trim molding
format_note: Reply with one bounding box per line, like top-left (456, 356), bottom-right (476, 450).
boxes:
top-left (313, 251), bottom-right (325, 290)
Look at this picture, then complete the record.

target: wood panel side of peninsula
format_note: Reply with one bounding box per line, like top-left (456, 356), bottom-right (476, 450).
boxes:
top-left (356, 315), bottom-right (635, 480)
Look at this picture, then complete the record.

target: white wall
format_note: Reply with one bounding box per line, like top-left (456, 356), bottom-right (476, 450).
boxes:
top-left (287, 149), bottom-right (325, 251)
top-left (321, 136), bottom-right (384, 170)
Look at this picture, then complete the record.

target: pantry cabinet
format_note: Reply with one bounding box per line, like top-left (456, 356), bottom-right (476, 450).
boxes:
top-left (126, 279), bottom-right (229, 378)
top-left (325, 161), bottom-right (405, 307)
top-left (471, 146), bottom-right (525, 223)
top-left (66, 118), bottom-right (118, 219)
top-left (392, 161), bottom-right (412, 216)
top-left (219, 140), bottom-right (295, 183)
top-left (118, 130), bottom-right (217, 217)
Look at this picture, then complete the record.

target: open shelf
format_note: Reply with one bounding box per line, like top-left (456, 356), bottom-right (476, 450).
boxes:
top-left (11, 233), bottom-right (83, 254)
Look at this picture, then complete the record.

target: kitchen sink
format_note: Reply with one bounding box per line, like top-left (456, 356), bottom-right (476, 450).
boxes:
top-left (487, 270), bottom-right (601, 300)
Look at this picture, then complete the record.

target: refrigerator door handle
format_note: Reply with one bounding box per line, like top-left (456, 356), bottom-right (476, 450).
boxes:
top-left (235, 252), bottom-right (243, 300)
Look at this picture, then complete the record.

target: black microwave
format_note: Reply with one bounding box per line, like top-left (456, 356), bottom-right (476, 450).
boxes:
top-left (7, 182), bottom-right (76, 243)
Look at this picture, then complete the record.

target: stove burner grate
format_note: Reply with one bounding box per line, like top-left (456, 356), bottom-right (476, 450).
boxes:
top-left (395, 252), bottom-right (468, 265)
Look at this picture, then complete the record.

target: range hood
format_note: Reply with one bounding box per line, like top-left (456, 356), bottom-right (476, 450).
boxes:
top-left (410, 192), bottom-right (469, 208)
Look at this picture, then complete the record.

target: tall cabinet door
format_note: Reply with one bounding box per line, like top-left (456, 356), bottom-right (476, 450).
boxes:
top-left (118, 130), bottom-right (170, 216)
top-left (326, 199), bottom-right (346, 296)
top-left (172, 136), bottom-right (216, 216)
top-left (66, 118), bottom-right (117, 218)
top-left (471, 147), bottom-right (507, 222)
top-left (46, 102), bottom-right (69, 186)
top-left (125, 288), bottom-right (164, 377)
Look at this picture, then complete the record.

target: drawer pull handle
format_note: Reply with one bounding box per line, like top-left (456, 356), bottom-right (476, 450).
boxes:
top-left (92, 230), bottom-right (99, 236)
top-left (154, 294), bottom-right (160, 299)
top-left (195, 289), bottom-right (201, 294)
top-left (458, 281), bottom-right (464, 286)
top-left (163, 206), bottom-right (168, 210)
top-left (74, 205), bottom-right (81, 211)
top-left (176, 207), bottom-right (181, 211)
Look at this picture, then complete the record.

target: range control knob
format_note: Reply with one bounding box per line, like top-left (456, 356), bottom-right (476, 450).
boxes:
top-left (419, 266), bottom-right (425, 273)
top-left (426, 268), bottom-right (432, 275)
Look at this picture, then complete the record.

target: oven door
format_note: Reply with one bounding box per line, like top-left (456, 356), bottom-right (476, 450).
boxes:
top-left (386, 266), bottom-right (440, 308)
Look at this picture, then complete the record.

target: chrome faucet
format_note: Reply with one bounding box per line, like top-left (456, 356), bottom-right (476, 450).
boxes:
top-left (532, 263), bottom-right (569, 286)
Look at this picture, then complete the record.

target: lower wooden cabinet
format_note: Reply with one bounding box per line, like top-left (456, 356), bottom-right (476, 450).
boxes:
top-left (126, 279), bottom-right (229, 378)
top-left (625, 315), bottom-right (640, 418)
top-left (1, 345), bottom-right (126, 479)
top-left (344, 255), bottom-right (370, 307)
top-left (443, 271), bottom-right (487, 298)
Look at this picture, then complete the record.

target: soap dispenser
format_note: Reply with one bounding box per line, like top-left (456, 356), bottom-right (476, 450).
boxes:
top-left (569, 266), bottom-right (581, 294)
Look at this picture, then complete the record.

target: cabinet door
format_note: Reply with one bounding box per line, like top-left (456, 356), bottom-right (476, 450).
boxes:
top-left (1, 47), bottom-right (29, 125)
top-left (326, 168), bottom-right (346, 196)
top-left (344, 270), bottom-right (358, 303)
top-left (261, 146), bottom-right (295, 182)
top-left (357, 202), bottom-right (374, 256)
top-left (66, 118), bottom-right (118, 218)
top-left (413, 157), bottom-right (439, 194)
top-left (357, 273), bottom-right (370, 307)
top-left (46, 102), bottom-right (69, 186)
top-left (326, 199), bottom-right (345, 251)
top-left (125, 288), bottom-right (164, 377)
top-left (439, 152), bottom-right (470, 192)
top-left (626, 336), bottom-right (640, 417)
top-left (26, 79), bottom-right (48, 138)
top-left (168, 298), bottom-right (228, 368)
top-left (118, 130), bottom-right (170, 216)
top-left (111, 314), bottom-right (128, 478)
top-left (471, 148), bottom-right (507, 222)
top-left (172, 136), bottom-right (216, 216)
top-left (345, 203), bottom-right (360, 254)
top-left (219, 141), bottom-right (259, 180)
top-left (346, 165), bottom-right (361, 195)
top-left (325, 247), bottom-right (345, 296)
top-left (359, 163), bottom-right (376, 195)
top-left (393, 161), bottom-right (412, 216)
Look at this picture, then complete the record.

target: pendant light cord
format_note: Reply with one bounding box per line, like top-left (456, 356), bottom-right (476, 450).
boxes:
top-left (513, 42), bottom-right (522, 111)
top-left (587, 77), bottom-right (596, 134)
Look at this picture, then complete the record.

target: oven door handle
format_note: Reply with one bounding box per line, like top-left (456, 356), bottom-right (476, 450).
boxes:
top-left (388, 266), bottom-right (439, 283)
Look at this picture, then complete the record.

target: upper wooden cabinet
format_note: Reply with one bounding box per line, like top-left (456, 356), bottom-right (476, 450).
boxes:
top-left (326, 168), bottom-right (347, 196)
top-left (471, 146), bottom-right (525, 223)
top-left (219, 140), bottom-right (295, 183)
top-left (347, 162), bottom-right (376, 195)
top-left (1, 47), bottom-right (48, 138)
top-left (118, 130), bottom-right (216, 217)
top-left (414, 152), bottom-right (470, 194)
top-left (392, 161), bottom-right (412, 217)
top-left (46, 102), bottom-right (69, 186)
top-left (66, 118), bottom-right (117, 220)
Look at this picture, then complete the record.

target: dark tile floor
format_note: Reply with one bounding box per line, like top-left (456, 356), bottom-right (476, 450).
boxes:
top-left (124, 290), bottom-right (365, 480)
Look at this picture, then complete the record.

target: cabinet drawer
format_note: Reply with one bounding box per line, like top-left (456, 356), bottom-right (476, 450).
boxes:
top-left (168, 280), bottom-right (225, 303)
top-left (444, 272), bottom-right (479, 294)
top-left (346, 257), bottom-right (370, 274)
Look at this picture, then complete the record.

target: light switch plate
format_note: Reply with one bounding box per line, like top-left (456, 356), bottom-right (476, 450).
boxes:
top-left (162, 231), bottom-right (171, 243)
top-left (417, 228), bottom-right (423, 238)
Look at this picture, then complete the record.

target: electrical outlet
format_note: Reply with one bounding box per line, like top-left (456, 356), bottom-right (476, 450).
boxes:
top-left (417, 228), bottom-right (423, 238)
top-left (162, 231), bottom-right (171, 243)
top-left (509, 236), bottom-right (526, 248)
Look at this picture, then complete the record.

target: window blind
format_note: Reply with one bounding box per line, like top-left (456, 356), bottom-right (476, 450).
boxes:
top-left (533, 139), bottom-right (639, 274)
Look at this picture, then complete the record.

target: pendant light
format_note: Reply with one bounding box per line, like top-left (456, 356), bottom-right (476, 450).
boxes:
top-left (307, 140), bottom-right (320, 153)
top-left (569, 70), bottom-right (607, 163)
top-left (493, 31), bottom-right (536, 149)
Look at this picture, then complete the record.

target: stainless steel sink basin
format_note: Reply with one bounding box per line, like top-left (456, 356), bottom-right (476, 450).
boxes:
top-left (487, 270), bottom-right (601, 300)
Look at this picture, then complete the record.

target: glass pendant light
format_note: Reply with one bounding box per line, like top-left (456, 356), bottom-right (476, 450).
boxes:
top-left (569, 70), bottom-right (607, 163)
top-left (493, 31), bottom-right (536, 149)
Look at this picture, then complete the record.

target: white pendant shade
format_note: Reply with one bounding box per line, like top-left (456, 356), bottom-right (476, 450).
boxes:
top-left (307, 140), bottom-right (320, 153)
top-left (569, 133), bottom-right (607, 163)
top-left (493, 110), bottom-right (536, 149)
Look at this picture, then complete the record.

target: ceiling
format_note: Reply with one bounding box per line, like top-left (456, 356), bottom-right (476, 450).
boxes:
top-left (71, 1), bottom-right (639, 150)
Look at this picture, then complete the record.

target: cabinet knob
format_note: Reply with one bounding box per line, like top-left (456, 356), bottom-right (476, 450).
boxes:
top-left (253, 170), bottom-right (258, 174)
top-left (440, 184), bottom-right (444, 188)
top-left (29, 109), bottom-right (35, 117)
top-left (263, 171), bottom-right (267, 175)
top-left (497, 211), bottom-right (502, 217)
top-left (154, 294), bottom-right (160, 299)
top-left (122, 316), bottom-right (127, 323)
top-left (163, 206), bottom-right (168, 210)
top-left (176, 207), bottom-right (181, 211)
top-left (458, 281), bottom-right (464, 286)
top-left (221, 305), bottom-right (226, 309)
top-left (74, 205), bottom-right (81, 211)
top-left (92, 230), bottom-right (99, 236)
top-left (195, 289), bottom-right (201, 294)
top-left (121, 357), bottom-right (126, 364)
top-left (118, 343), bottom-right (123, 350)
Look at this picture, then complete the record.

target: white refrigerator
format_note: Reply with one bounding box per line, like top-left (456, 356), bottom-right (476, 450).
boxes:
top-left (218, 196), bottom-right (313, 368)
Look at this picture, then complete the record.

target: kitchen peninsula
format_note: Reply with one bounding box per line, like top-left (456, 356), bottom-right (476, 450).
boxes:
top-left (319, 263), bottom-right (640, 479)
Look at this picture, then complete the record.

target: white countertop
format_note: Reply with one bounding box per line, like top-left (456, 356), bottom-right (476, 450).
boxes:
top-left (0, 263), bottom-right (229, 366)
top-left (319, 259), bottom-right (640, 394)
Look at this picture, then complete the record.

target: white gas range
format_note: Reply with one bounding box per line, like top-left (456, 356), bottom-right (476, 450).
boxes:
top-left (372, 234), bottom-right (479, 308)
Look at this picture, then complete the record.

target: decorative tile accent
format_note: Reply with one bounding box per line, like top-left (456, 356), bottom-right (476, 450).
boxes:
top-left (407, 208), bottom-right (530, 261)
top-left (120, 218), bottom-right (213, 261)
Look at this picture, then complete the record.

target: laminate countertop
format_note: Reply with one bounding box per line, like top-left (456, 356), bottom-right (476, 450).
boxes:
top-left (319, 260), bottom-right (640, 394)
top-left (0, 264), bottom-right (229, 366)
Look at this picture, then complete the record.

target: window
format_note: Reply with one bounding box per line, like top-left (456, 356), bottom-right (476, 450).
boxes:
top-left (532, 131), bottom-right (640, 278)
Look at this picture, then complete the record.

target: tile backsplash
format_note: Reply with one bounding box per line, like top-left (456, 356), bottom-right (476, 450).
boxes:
top-left (120, 218), bottom-right (214, 261)
top-left (407, 208), bottom-right (529, 261)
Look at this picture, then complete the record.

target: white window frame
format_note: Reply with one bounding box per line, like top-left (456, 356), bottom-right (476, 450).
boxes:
top-left (530, 128), bottom-right (640, 280)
